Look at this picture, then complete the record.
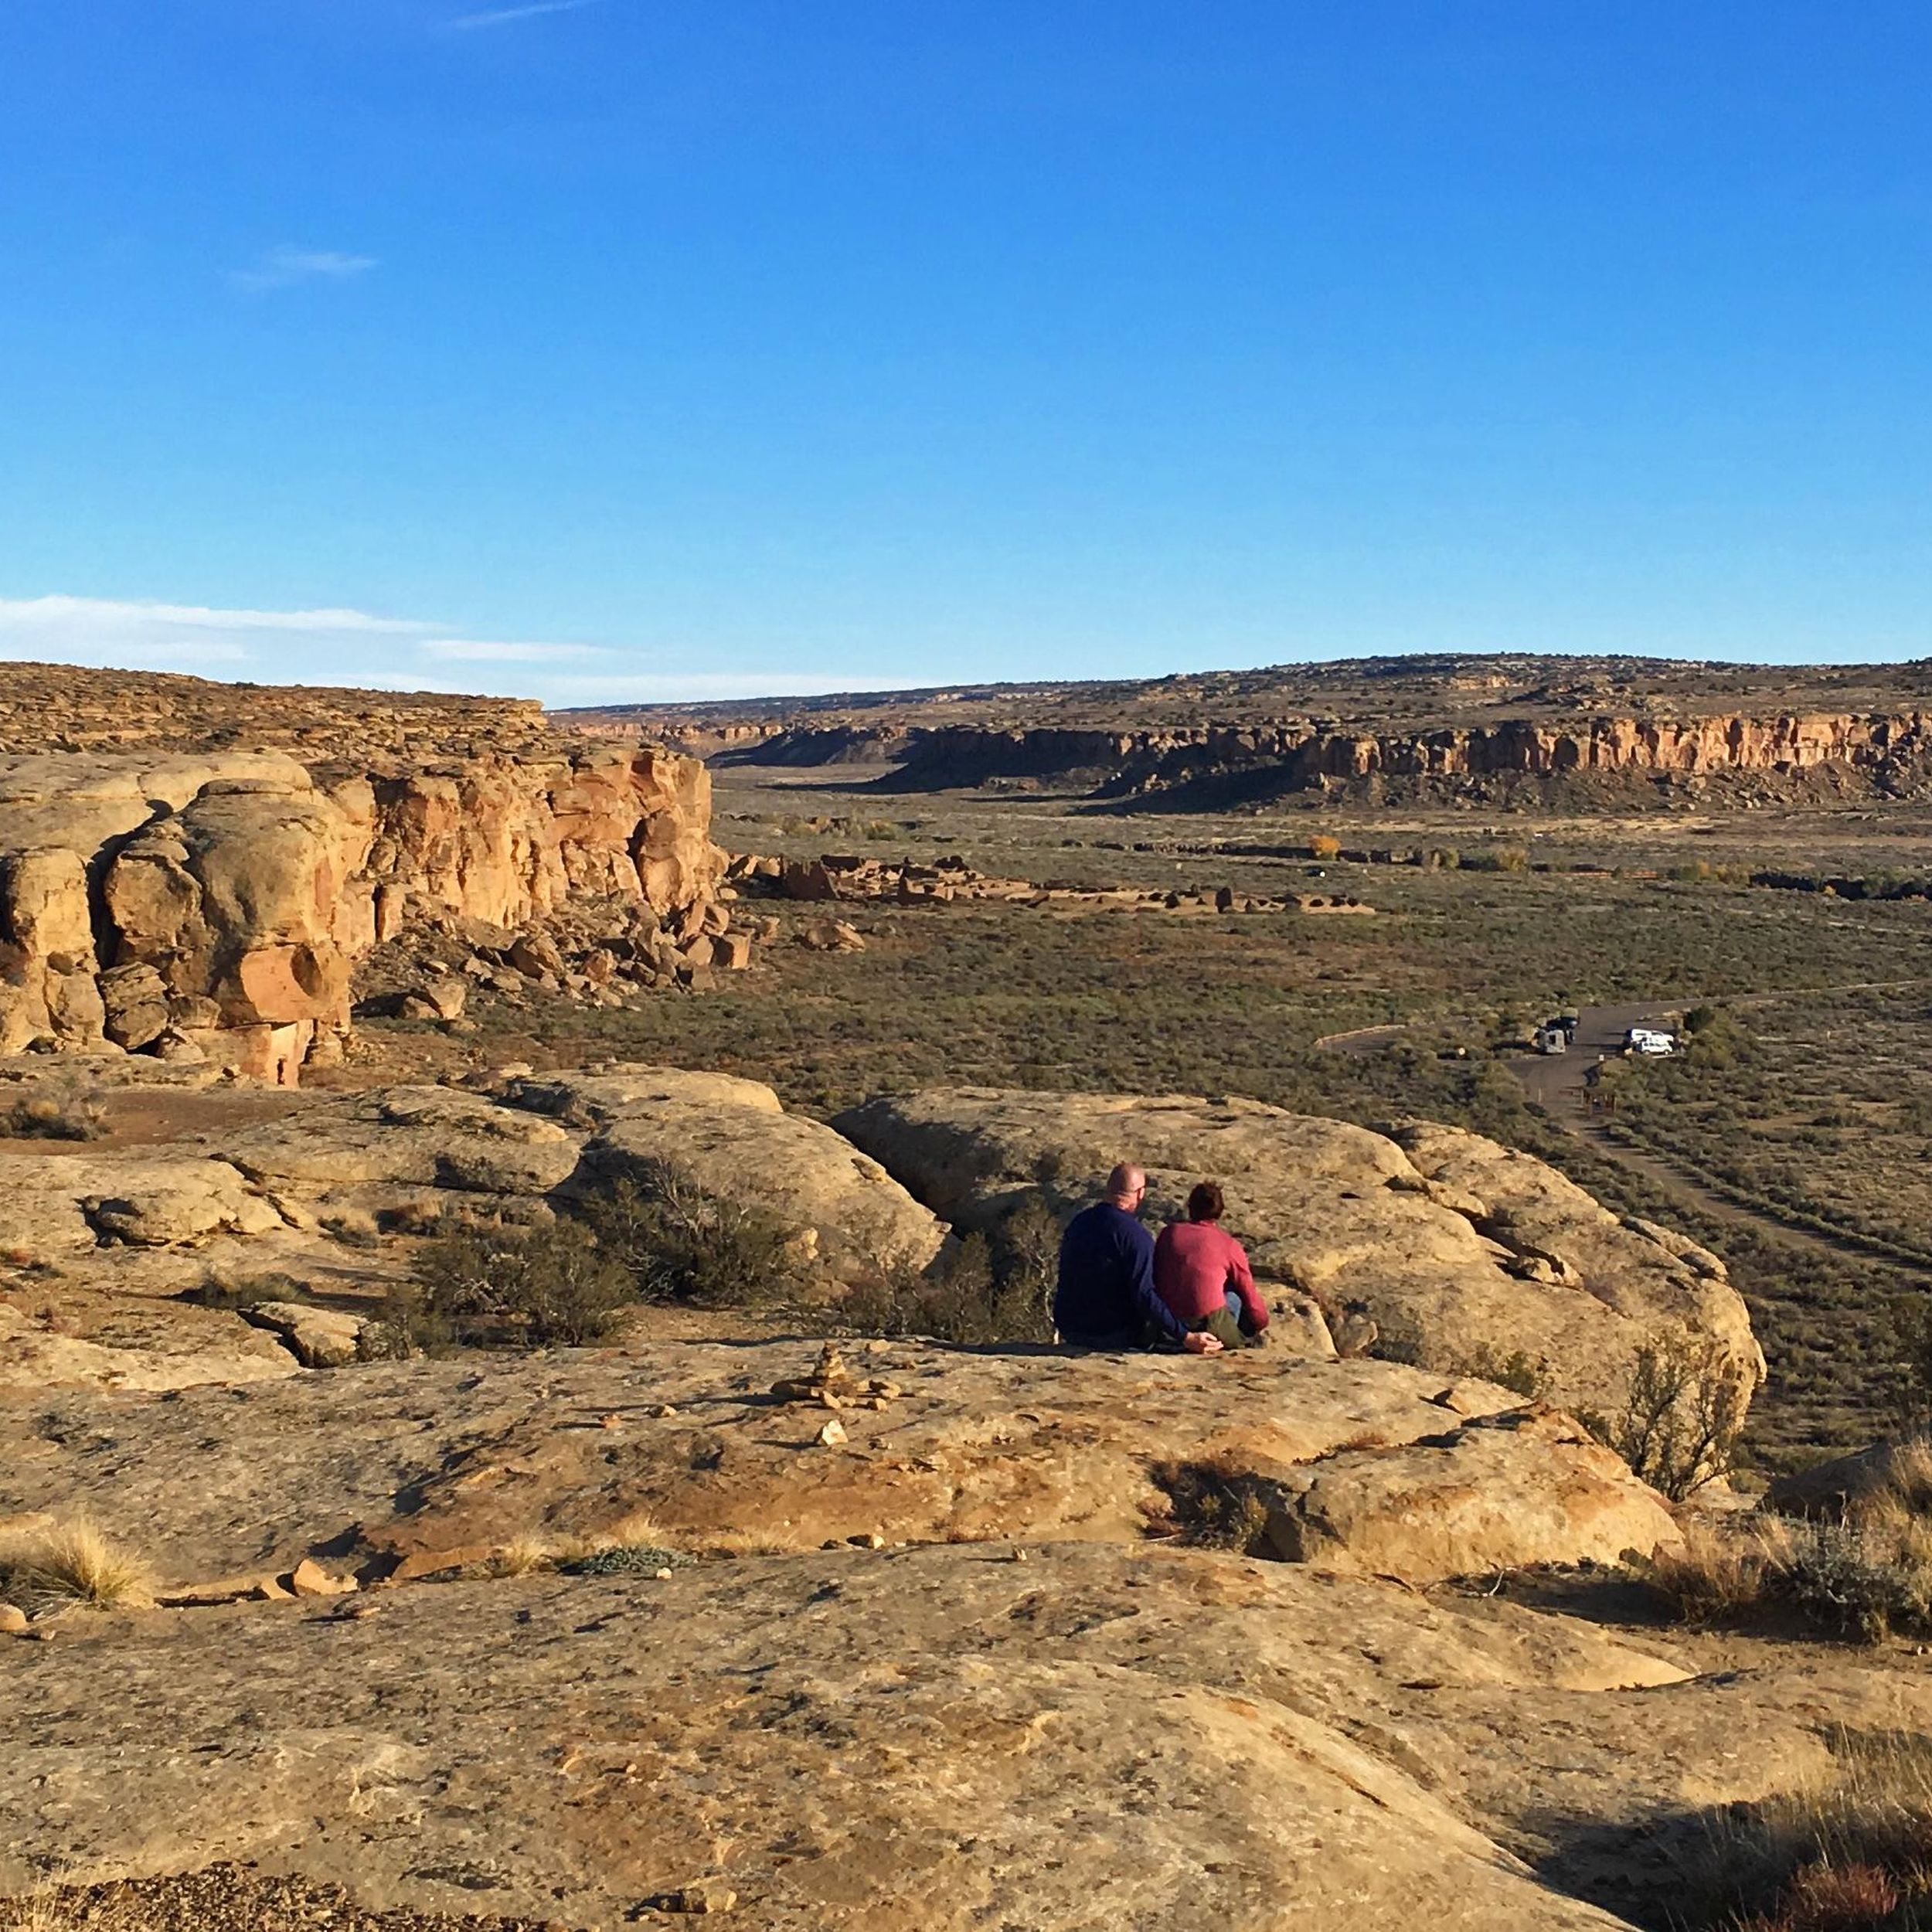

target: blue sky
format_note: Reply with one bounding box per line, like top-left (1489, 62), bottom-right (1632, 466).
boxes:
top-left (1, 2), bottom-right (1927, 706)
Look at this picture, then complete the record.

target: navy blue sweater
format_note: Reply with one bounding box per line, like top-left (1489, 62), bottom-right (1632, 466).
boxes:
top-left (1053, 1202), bottom-right (1187, 1347)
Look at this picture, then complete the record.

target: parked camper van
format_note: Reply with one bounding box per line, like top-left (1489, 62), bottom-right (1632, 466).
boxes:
top-left (1624, 1026), bottom-right (1675, 1056)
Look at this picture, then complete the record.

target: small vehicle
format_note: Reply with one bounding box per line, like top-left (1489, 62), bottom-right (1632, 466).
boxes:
top-left (1624, 1026), bottom-right (1675, 1056)
top-left (1534, 1022), bottom-right (1571, 1055)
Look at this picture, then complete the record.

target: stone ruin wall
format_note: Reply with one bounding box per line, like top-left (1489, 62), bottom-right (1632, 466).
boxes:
top-left (0, 742), bottom-right (722, 1084)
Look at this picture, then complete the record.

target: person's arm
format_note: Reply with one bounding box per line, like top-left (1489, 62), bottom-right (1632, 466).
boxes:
top-left (1228, 1236), bottom-right (1268, 1334)
top-left (1124, 1223), bottom-right (1209, 1352)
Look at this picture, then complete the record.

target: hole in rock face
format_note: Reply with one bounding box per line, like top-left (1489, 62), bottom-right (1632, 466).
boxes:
top-left (291, 945), bottom-right (328, 998)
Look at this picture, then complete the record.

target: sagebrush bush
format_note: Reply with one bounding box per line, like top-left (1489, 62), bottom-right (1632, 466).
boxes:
top-left (573, 1166), bottom-right (804, 1309)
top-left (1150, 1456), bottom-right (1275, 1555)
top-left (840, 1196), bottom-right (1060, 1345)
top-left (412, 1216), bottom-right (634, 1347)
top-left (1641, 1448), bottom-right (1932, 1643)
top-left (1584, 1334), bottom-right (1751, 1501)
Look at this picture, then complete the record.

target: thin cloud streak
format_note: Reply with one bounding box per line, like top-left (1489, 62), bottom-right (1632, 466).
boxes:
top-left (420, 638), bottom-right (611, 663)
top-left (231, 247), bottom-right (377, 293)
top-left (447, 0), bottom-right (599, 29)
top-left (0, 593), bottom-right (896, 709)
top-left (0, 596), bottom-right (432, 636)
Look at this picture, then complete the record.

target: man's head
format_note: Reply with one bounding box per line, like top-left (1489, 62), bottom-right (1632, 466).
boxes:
top-left (1104, 1162), bottom-right (1148, 1211)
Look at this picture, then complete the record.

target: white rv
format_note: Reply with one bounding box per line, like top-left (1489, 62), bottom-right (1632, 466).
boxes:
top-left (1624, 1026), bottom-right (1675, 1056)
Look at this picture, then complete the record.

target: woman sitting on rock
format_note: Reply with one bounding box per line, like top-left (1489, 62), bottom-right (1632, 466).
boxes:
top-left (1153, 1181), bottom-right (1269, 1349)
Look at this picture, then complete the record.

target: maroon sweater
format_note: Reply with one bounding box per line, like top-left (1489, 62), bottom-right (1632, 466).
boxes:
top-left (1152, 1220), bottom-right (1269, 1332)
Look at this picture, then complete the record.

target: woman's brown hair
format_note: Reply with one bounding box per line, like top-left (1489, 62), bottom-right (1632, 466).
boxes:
top-left (1185, 1181), bottom-right (1224, 1223)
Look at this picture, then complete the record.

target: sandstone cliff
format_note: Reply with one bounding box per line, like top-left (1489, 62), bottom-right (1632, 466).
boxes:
top-left (0, 741), bottom-right (720, 1080)
top-left (568, 653), bottom-right (1932, 806)
top-left (723, 709), bottom-right (1932, 804)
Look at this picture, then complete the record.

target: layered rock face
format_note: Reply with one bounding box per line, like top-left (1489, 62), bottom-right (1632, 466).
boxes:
top-left (752, 709), bottom-right (1932, 801)
top-left (0, 743), bottom-right (720, 1080)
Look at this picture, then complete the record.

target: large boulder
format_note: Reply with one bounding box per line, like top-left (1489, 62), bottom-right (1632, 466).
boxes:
top-left (1260, 1405), bottom-right (1682, 1581)
top-left (0, 1151), bottom-right (284, 1265)
top-left (222, 1085), bottom-right (582, 1197)
top-left (833, 1088), bottom-right (1764, 1421)
top-left (510, 1066), bottom-right (946, 1284)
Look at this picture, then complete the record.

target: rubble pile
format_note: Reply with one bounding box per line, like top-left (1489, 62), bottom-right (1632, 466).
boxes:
top-left (723, 851), bottom-right (1373, 917)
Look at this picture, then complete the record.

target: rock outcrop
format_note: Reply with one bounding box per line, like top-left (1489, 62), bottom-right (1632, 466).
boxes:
top-left (577, 654), bottom-right (1932, 807)
top-left (5, 1333), bottom-right (1920, 1932)
top-left (0, 1067), bottom-right (943, 1334)
top-left (0, 1539), bottom-right (1698, 1930)
top-left (0, 740), bottom-right (723, 1080)
top-left (834, 1087), bottom-right (1764, 1421)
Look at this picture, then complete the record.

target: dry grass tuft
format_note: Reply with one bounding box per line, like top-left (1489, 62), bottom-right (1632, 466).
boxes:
top-left (0, 1883), bottom-right (149, 1932)
top-left (1682, 1732), bottom-right (1932, 1929)
top-left (484, 1535), bottom-right (558, 1579)
top-left (0, 1519), bottom-right (153, 1613)
top-left (1643, 1518), bottom-right (1796, 1624)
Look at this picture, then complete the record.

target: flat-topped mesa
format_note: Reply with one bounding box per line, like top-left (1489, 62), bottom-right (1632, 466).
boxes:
top-left (755, 709), bottom-right (1932, 801)
top-left (0, 741), bottom-right (722, 1082)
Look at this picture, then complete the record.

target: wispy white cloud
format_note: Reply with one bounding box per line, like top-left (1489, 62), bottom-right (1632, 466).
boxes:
top-left (542, 672), bottom-right (904, 706)
top-left (231, 246), bottom-right (378, 294)
top-left (0, 596), bottom-right (431, 638)
top-left (447, 0), bottom-right (598, 29)
top-left (0, 594), bottom-right (437, 679)
top-left (420, 638), bottom-right (612, 664)
top-left (0, 593), bottom-right (878, 709)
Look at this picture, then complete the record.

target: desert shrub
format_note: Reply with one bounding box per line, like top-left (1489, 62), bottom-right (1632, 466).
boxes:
top-left (1777, 1509), bottom-right (1932, 1643)
top-left (0, 1517), bottom-right (152, 1614)
top-left (572, 1167), bottom-right (804, 1309)
top-left (412, 1216), bottom-right (635, 1347)
top-left (0, 1092), bottom-right (104, 1141)
top-left (366, 1279), bottom-right (454, 1359)
top-left (1454, 1345), bottom-right (1549, 1400)
top-left (1464, 844), bottom-right (1529, 873)
top-left (1585, 1334), bottom-right (1752, 1501)
top-left (1640, 1475), bottom-right (1932, 1643)
top-left (1307, 834), bottom-right (1342, 862)
top-left (1151, 1456), bottom-right (1275, 1555)
top-left (842, 1199), bottom-right (1060, 1345)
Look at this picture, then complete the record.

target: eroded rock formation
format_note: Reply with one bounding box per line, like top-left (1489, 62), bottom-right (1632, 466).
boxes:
top-left (0, 743), bottom-right (721, 1080)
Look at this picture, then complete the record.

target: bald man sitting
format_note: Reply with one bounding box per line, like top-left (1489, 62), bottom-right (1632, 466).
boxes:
top-left (1053, 1163), bottom-right (1223, 1354)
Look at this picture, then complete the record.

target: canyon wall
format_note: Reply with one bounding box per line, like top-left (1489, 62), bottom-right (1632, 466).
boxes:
top-left (720, 710), bottom-right (1932, 802)
top-left (0, 743), bottom-right (721, 1082)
